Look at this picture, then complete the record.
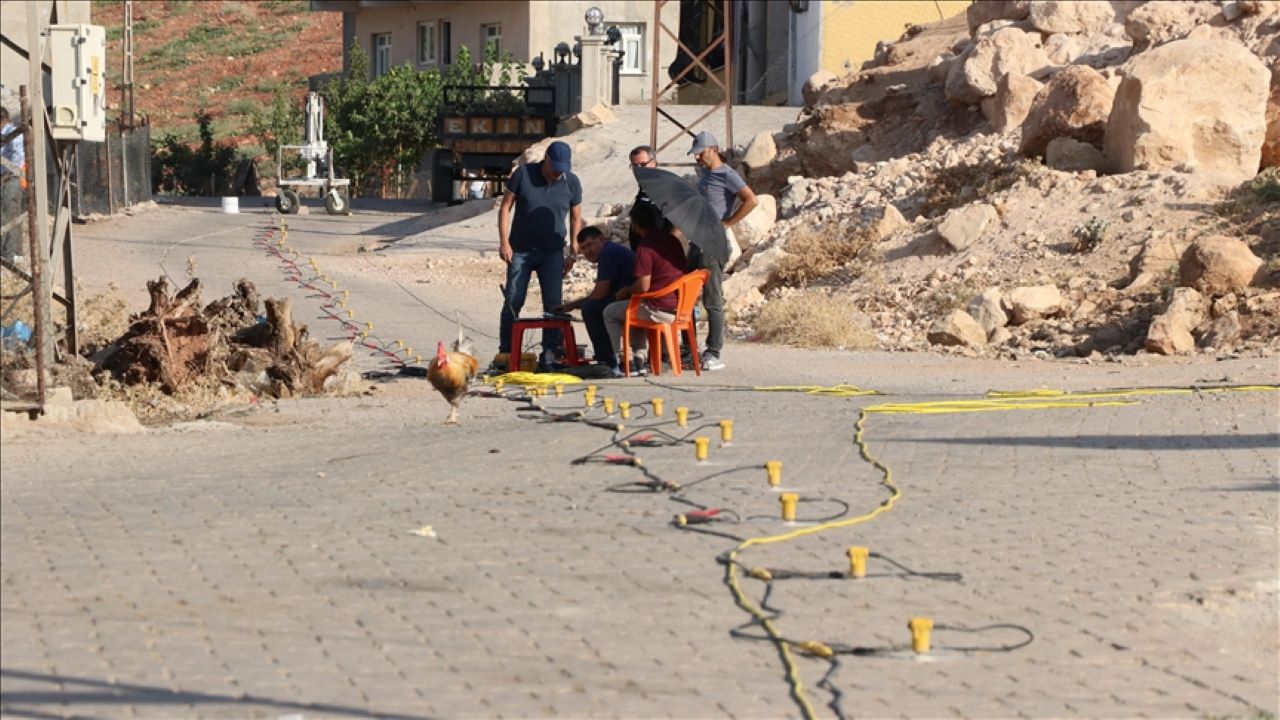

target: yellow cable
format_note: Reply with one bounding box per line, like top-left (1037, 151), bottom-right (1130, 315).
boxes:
top-left (753, 384), bottom-right (878, 397)
top-left (719, 385), bottom-right (1280, 717)
top-left (491, 371), bottom-right (582, 386)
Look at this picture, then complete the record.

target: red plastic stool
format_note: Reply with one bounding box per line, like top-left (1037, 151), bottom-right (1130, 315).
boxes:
top-left (510, 317), bottom-right (583, 367)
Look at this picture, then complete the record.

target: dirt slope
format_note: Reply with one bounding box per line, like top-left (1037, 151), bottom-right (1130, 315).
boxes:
top-left (95, 0), bottom-right (341, 151)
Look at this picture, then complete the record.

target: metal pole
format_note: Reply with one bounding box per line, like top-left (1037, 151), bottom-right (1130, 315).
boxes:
top-left (723, 0), bottom-right (733, 150)
top-left (649, 0), bottom-right (662, 152)
top-left (123, 0), bottom-right (135, 127)
top-left (20, 87), bottom-right (46, 407)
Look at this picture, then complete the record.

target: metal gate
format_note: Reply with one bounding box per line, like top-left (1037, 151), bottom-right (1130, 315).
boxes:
top-left (72, 118), bottom-right (152, 218)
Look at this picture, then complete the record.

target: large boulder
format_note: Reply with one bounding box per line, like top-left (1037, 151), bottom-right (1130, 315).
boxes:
top-left (802, 70), bottom-right (838, 107)
top-left (937, 203), bottom-right (998, 251)
top-left (1263, 75), bottom-right (1280, 170)
top-left (1045, 136), bottom-right (1106, 172)
top-left (946, 27), bottom-right (1051, 105)
top-left (1197, 311), bottom-right (1242, 349)
top-left (1104, 36), bottom-right (1271, 183)
top-left (1043, 31), bottom-right (1132, 69)
top-left (967, 0), bottom-right (1032, 35)
top-left (1179, 235), bottom-right (1264, 293)
top-left (1027, 1), bottom-right (1117, 35)
top-left (1165, 286), bottom-right (1207, 329)
top-left (1020, 65), bottom-right (1114, 158)
top-left (927, 310), bottom-right (989, 347)
top-left (732, 194), bottom-right (778, 250)
top-left (1144, 312), bottom-right (1195, 355)
top-left (1005, 285), bottom-right (1063, 323)
top-left (967, 288), bottom-right (1009, 336)
top-left (1125, 0), bottom-right (1219, 50)
top-left (742, 131), bottom-right (778, 173)
top-left (987, 73), bottom-right (1042, 133)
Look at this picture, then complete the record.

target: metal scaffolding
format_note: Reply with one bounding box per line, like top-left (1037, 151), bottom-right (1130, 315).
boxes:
top-left (0, 2), bottom-right (79, 409)
top-left (648, 0), bottom-right (734, 161)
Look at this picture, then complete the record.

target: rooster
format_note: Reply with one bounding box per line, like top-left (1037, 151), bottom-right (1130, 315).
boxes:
top-left (427, 319), bottom-right (478, 425)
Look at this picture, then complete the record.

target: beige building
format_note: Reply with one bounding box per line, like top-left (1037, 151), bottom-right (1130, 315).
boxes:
top-left (309, 1), bottom-right (680, 104)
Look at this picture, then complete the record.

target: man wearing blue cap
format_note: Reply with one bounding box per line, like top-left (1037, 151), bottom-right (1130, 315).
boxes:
top-left (495, 140), bottom-right (583, 371)
top-left (688, 130), bottom-right (756, 371)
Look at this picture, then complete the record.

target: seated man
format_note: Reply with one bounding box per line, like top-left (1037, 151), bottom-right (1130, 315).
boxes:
top-left (603, 203), bottom-right (686, 378)
top-left (555, 227), bottom-right (635, 374)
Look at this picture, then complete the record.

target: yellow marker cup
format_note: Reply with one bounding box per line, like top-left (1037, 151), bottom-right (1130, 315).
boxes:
top-left (909, 617), bottom-right (933, 654)
top-left (720, 419), bottom-right (734, 443)
top-left (603, 397), bottom-right (615, 414)
top-left (676, 407), bottom-right (689, 427)
top-left (847, 546), bottom-right (869, 579)
top-left (780, 492), bottom-right (799, 522)
top-left (651, 398), bottom-right (664, 416)
top-left (765, 460), bottom-right (782, 487)
top-left (619, 401), bottom-right (631, 419)
top-left (694, 437), bottom-right (710, 462)
top-left (585, 385), bottom-right (597, 407)
top-left (555, 384), bottom-right (564, 397)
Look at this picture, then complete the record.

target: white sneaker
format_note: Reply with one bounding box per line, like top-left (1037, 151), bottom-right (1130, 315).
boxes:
top-left (701, 352), bottom-right (725, 371)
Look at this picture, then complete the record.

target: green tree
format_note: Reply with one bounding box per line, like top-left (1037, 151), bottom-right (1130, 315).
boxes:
top-left (321, 41), bottom-right (528, 197)
top-left (249, 88), bottom-right (304, 166)
top-left (151, 110), bottom-right (239, 196)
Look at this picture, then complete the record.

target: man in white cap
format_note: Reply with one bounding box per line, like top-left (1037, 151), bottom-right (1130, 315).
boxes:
top-left (688, 130), bottom-right (756, 371)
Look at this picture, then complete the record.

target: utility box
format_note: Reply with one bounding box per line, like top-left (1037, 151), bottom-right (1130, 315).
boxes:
top-left (48, 24), bottom-right (107, 143)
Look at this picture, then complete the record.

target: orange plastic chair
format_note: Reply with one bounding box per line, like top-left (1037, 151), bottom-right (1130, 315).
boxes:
top-left (622, 269), bottom-right (709, 377)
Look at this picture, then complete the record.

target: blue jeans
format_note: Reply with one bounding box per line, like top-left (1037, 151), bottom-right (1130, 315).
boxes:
top-left (498, 249), bottom-right (564, 355)
top-left (581, 297), bottom-right (617, 369)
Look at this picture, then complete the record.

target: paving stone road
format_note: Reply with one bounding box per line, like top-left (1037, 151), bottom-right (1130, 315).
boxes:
top-left (2, 203), bottom-right (1278, 719)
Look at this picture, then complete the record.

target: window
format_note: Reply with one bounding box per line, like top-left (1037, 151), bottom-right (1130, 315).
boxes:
top-left (417, 21), bottom-right (436, 64)
top-left (440, 21), bottom-right (452, 65)
top-left (481, 23), bottom-right (501, 57)
top-left (373, 33), bottom-right (391, 77)
top-left (617, 23), bottom-right (645, 75)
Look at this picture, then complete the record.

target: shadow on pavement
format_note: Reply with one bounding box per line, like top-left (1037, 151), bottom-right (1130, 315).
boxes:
top-left (0, 668), bottom-right (430, 720)
top-left (901, 433), bottom-right (1280, 451)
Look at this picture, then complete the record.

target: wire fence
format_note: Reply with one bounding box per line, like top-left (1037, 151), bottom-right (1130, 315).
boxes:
top-left (73, 119), bottom-right (152, 218)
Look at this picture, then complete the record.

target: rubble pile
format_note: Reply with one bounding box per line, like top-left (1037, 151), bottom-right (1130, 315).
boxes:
top-left (722, 0), bottom-right (1279, 359)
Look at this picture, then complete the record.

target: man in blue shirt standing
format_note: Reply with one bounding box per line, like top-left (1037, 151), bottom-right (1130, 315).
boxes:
top-left (555, 226), bottom-right (634, 374)
top-left (688, 131), bottom-right (757, 371)
top-left (496, 140), bottom-right (582, 371)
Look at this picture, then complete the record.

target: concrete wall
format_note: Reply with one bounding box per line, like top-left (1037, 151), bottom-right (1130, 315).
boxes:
top-left (819, 0), bottom-right (968, 74)
top-left (787, 1), bottom-right (823, 106)
top-left (0, 0), bottom-right (92, 105)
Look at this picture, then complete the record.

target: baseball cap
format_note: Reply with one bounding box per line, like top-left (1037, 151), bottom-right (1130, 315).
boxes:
top-left (546, 141), bottom-right (572, 173)
top-left (687, 131), bottom-right (719, 155)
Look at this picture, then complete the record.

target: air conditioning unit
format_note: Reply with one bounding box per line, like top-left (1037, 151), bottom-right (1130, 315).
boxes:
top-left (48, 24), bottom-right (107, 142)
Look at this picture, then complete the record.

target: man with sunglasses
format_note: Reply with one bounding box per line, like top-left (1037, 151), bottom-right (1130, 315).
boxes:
top-left (626, 145), bottom-right (665, 252)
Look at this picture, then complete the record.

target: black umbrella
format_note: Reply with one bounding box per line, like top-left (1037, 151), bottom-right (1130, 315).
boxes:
top-left (632, 166), bottom-right (731, 265)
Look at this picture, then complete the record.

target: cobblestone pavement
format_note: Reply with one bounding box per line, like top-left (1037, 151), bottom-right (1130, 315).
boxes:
top-left (3, 205), bottom-right (1278, 718)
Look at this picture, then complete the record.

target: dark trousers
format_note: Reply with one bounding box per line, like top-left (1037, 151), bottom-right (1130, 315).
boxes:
top-left (687, 244), bottom-right (725, 356)
top-left (498, 249), bottom-right (564, 355)
top-left (581, 297), bottom-right (617, 369)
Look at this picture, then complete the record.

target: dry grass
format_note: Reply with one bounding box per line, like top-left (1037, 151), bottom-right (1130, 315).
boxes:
top-left (1210, 168), bottom-right (1280, 263)
top-left (917, 278), bottom-right (983, 317)
top-left (919, 158), bottom-right (1038, 218)
top-left (753, 291), bottom-right (875, 349)
top-left (767, 224), bottom-right (879, 291)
